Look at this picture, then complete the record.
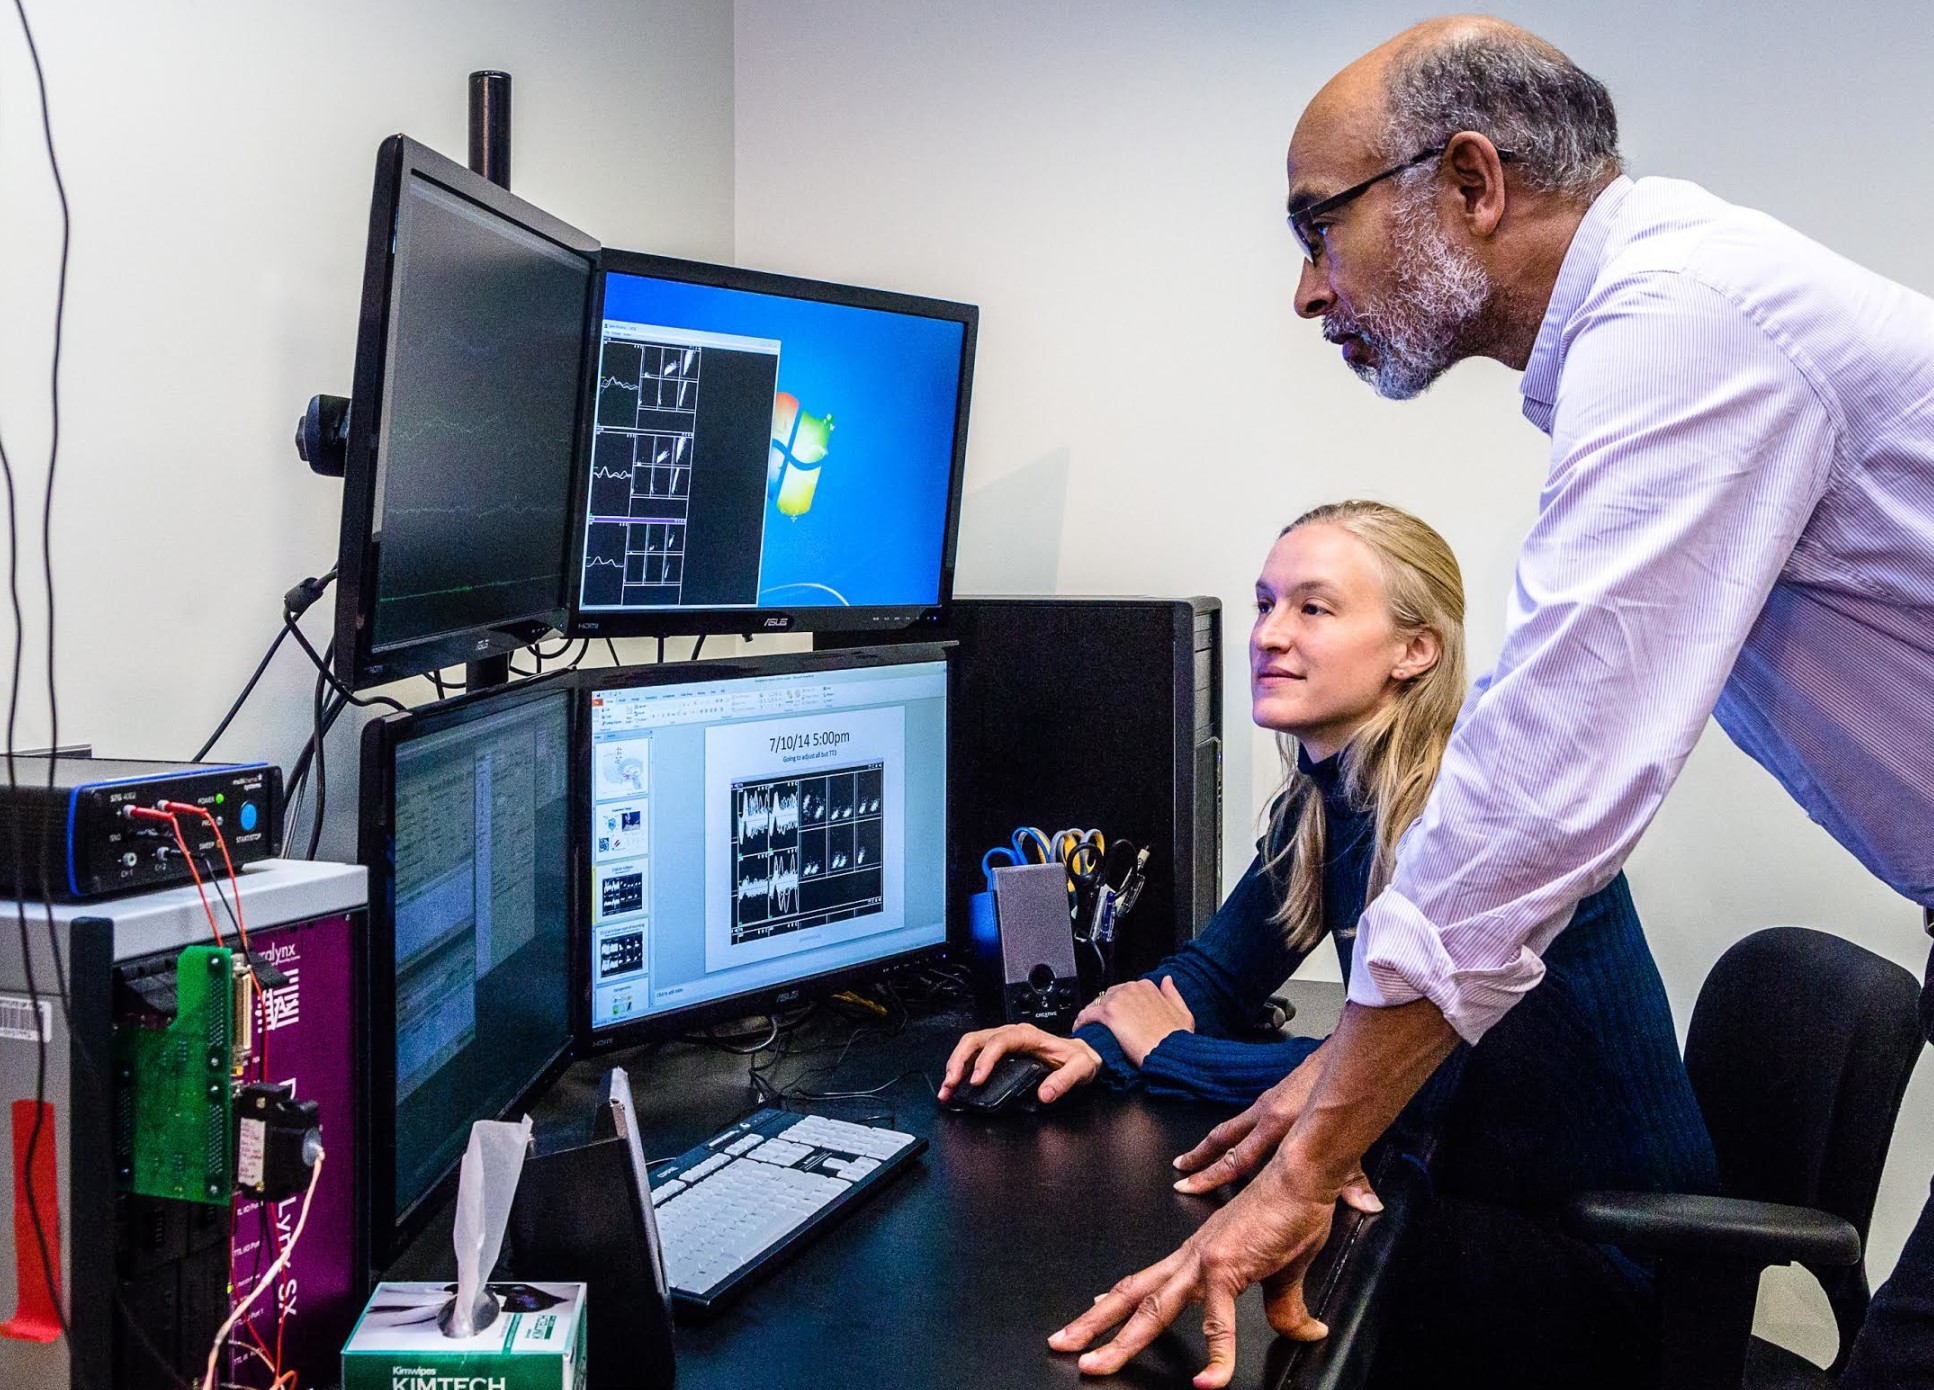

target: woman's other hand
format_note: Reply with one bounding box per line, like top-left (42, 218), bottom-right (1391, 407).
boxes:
top-left (1071, 977), bottom-right (1196, 1067)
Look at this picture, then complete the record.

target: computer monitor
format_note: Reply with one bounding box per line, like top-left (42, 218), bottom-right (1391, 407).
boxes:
top-left (359, 677), bottom-right (575, 1261)
top-left (567, 252), bottom-right (976, 639)
top-left (577, 645), bottom-right (950, 1047)
top-left (335, 135), bottom-right (599, 690)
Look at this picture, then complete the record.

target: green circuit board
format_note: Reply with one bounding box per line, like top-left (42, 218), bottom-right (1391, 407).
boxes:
top-left (114, 945), bottom-right (235, 1204)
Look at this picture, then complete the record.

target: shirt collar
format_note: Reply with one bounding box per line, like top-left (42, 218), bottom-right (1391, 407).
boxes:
top-left (1520, 175), bottom-right (1633, 433)
top-left (1295, 744), bottom-right (1365, 816)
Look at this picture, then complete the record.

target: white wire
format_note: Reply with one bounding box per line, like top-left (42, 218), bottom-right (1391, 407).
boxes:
top-left (201, 1151), bottom-right (324, 1390)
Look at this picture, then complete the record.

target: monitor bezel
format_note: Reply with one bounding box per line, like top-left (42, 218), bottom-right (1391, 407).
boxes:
top-left (572, 642), bottom-right (954, 1054)
top-left (357, 671), bottom-right (580, 1270)
top-left (565, 250), bottom-right (977, 641)
top-left (335, 134), bottom-right (601, 693)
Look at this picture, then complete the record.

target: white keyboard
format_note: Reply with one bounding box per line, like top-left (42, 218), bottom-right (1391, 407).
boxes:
top-left (647, 1108), bottom-right (923, 1308)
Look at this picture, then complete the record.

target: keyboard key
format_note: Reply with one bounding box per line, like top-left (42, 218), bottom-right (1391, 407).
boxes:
top-left (784, 1115), bottom-right (916, 1160)
top-left (750, 1138), bottom-right (812, 1167)
top-left (649, 1179), bottom-right (687, 1206)
top-left (686, 1152), bottom-right (731, 1181)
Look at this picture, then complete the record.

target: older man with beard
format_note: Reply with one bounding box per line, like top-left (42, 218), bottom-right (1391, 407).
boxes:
top-left (1048, 16), bottom-right (1934, 1390)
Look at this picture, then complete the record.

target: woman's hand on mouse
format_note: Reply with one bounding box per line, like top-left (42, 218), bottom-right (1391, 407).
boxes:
top-left (1072, 977), bottom-right (1196, 1067)
top-left (938, 1024), bottom-right (1101, 1105)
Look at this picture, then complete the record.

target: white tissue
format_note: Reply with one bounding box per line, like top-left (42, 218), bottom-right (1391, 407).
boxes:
top-left (442, 1115), bottom-right (533, 1339)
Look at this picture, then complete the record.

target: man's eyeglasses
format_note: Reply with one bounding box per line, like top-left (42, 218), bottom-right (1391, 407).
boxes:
top-left (1287, 145), bottom-right (1518, 263)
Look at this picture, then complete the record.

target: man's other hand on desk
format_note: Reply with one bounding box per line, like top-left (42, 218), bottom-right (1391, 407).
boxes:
top-left (1072, 977), bottom-right (1195, 1065)
top-left (1169, 1043), bottom-right (1381, 1213)
top-left (938, 1023), bottom-right (1102, 1106)
top-left (1049, 1154), bottom-right (1340, 1389)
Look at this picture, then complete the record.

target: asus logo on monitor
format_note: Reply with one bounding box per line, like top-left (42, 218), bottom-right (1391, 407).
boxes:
top-left (762, 616), bottom-right (794, 630)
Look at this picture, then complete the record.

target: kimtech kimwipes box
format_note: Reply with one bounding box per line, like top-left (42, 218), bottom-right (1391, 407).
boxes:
top-left (342, 1282), bottom-right (587, 1390)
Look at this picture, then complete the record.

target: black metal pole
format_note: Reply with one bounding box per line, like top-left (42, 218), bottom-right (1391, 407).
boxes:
top-left (468, 70), bottom-right (512, 189)
top-left (465, 70), bottom-right (514, 692)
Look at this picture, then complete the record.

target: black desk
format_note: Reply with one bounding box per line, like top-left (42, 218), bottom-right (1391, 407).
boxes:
top-left (392, 994), bottom-right (1388, 1390)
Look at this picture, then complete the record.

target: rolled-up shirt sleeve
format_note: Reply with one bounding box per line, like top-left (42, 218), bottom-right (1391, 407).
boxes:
top-left (1349, 271), bottom-right (1839, 1041)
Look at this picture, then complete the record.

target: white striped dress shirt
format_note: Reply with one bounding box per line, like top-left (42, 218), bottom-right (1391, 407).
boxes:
top-left (1349, 175), bottom-right (1934, 1042)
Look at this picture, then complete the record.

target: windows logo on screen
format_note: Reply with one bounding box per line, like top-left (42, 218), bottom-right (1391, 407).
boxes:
top-left (768, 392), bottom-right (834, 518)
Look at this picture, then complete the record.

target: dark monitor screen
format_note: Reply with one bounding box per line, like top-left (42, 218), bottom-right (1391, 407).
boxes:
top-left (360, 679), bottom-right (574, 1255)
top-left (568, 254), bottom-right (975, 638)
top-left (579, 648), bottom-right (949, 1044)
top-left (337, 136), bottom-right (598, 689)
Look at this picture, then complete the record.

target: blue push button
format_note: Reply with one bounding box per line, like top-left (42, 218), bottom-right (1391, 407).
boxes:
top-left (239, 802), bottom-right (259, 832)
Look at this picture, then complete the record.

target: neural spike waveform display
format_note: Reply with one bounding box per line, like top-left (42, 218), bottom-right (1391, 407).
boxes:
top-left (729, 762), bottom-right (884, 942)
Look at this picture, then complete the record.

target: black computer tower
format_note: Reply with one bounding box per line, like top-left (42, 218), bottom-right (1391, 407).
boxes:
top-left (931, 597), bottom-right (1223, 985)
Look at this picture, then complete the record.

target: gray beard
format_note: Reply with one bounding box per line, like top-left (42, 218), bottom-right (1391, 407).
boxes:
top-left (1331, 184), bottom-right (1493, 401)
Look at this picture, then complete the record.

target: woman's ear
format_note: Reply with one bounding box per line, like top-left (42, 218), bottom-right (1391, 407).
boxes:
top-left (1392, 627), bottom-right (1442, 682)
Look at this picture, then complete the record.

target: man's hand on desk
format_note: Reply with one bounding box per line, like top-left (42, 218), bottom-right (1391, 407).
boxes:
top-left (1053, 999), bottom-right (1461, 1386)
top-left (1169, 1045), bottom-right (1382, 1212)
top-left (1048, 1152), bottom-right (1340, 1389)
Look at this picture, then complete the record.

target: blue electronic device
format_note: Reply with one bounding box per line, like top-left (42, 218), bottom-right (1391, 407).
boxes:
top-left (568, 252), bottom-right (976, 639)
top-left (0, 755), bottom-right (281, 900)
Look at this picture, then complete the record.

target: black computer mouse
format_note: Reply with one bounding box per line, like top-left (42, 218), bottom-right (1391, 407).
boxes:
top-left (942, 1054), bottom-right (1053, 1114)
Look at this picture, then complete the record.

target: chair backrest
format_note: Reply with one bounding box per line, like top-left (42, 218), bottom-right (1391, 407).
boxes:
top-left (1685, 926), bottom-right (1923, 1237)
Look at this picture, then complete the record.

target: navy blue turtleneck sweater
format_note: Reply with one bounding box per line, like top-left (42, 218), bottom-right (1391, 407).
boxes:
top-left (1075, 750), bottom-right (1718, 1212)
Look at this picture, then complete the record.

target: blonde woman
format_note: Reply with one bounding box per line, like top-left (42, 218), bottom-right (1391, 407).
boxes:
top-left (940, 500), bottom-right (1716, 1389)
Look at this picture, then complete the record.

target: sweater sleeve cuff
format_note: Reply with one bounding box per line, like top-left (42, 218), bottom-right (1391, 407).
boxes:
top-left (1346, 888), bottom-right (1550, 1043)
top-left (1073, 1021), bottom-right (1139, 1088)
top-left (1140, 1029), bottom-right (1322, 1080)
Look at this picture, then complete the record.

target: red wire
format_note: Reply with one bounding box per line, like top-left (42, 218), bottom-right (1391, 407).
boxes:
top-left (160, 802), bottom-right (251, 953)
top-left (133, 805), bottom-right (281, 1385)
top-left (166, 803), bottom-right (294, 1385)
top-left (159, 804), bottom-right (267, 1083)
top-left (128, 807), bottom-right (225, 947)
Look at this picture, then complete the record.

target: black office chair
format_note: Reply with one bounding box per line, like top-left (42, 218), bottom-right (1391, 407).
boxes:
top-left (1565, 926), bottom-right (1925, 1390)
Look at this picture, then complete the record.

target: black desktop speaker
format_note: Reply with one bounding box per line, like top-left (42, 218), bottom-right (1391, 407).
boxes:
top-left (887, 596), bottom-right (1222, 988)
top-left (985, 862), bottom-right (1083, 1028)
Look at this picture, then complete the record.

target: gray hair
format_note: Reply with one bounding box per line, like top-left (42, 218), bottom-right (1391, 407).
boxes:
top-left (1381, 28), bottom-right (1622, 199)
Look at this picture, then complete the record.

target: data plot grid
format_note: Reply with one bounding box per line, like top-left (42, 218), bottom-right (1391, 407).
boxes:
top-left (585, 338), bottom-right (704, 607)
top-left (730, 763), bottom-right (885, 943)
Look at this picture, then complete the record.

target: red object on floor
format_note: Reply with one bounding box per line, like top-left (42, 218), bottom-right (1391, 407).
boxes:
top-left (2, 1099), bottom-right (63, 1343)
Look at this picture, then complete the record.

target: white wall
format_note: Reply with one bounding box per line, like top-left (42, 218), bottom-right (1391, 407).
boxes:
top-left (0, 0), bottom-right (738, 858)
top-left (734, 0), bottom-right (1934, 1354)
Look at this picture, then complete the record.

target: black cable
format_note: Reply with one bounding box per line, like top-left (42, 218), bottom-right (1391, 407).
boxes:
top-left (193, 624), bottom-right (288, 762)
top-left (195, 852), bottom-right (245, 946)
top-left (306, 642), bottom-right (328, 861)
top-left (6, 0), bottom-right (72, 1353)
top-left (655, 636), bottom-right (665, 665)
top-left (281, 689), bottom-right (348, 819)
top-left (192, 570), bottom-right (334, 763)
top-left (280, 607), bottom-right (405, 714)
top-left (691, 634), bottom-right (705, 662)
top-left (605, 638), bottom-right (622, 668)
top-left (682, 1014), bottom-right (782, 1055)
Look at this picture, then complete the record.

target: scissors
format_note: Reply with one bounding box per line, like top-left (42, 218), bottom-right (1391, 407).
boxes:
top-left (1051, 828), bottom-right (1104, 867)
top-left (981, 826), bottom-right (1057, 888)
